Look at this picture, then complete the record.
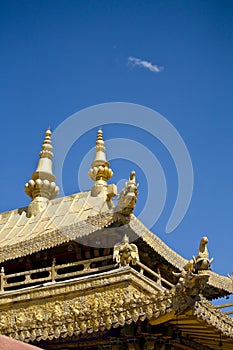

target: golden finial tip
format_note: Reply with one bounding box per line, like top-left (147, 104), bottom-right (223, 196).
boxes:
top-left (88, 128), bottom-right (113, 184)
top-left (46, 128), bottom-right (52, 136)
top-left (25, 128), bottom-right (59, 204)
top-left (97, 129), bottom-right (103, 141)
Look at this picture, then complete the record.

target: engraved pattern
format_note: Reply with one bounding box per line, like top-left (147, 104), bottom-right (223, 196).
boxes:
top-left (0, 285), bottom-right (172, 343)
top-left (0, 268), bottom-right (232, 343)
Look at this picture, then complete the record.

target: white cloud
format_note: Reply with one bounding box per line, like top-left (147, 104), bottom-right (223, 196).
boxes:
top-left (128, 56), bottom-right (163, 73)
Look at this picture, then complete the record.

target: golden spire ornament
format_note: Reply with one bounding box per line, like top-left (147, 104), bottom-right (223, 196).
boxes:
top-left (88, 129), bottom-right (115, 198)
top-left (25, 129), bottom-right (59, 216)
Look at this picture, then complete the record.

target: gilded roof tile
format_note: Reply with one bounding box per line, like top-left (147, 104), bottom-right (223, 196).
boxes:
top-left (0, 190), bottom-right (232, 295)
top-left (0, 191), bottom-right (112, 260)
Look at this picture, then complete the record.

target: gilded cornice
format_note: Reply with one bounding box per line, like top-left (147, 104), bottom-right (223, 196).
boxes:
top-left (194, 297), bottom-right (233, 338)
top-left (0, 268), bottom-right (173, 343)
top-left (208, 270), bottom-right (233, 294)
top-left (0, 267), bottom-right (158, 305)
top-left (0, 267), bottom-right (232, 344)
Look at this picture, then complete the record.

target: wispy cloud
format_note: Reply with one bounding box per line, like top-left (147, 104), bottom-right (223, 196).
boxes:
top-left (128, 56), bottom-right (163, 73)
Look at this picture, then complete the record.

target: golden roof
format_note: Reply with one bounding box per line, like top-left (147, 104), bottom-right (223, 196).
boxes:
top-left (0, 200), bottom-right (232, 295)
top-left (0, 127), bottom-right (231, 297)
top-left (0, 190), bottom-right (114, 263)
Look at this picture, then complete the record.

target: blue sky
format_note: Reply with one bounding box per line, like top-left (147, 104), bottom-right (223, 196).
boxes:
top-left (0, 1), bottom-right (233, 279)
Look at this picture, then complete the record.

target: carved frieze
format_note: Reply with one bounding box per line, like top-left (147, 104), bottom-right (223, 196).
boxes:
top-left (0, 276), bottom-right (172, 343)
top-left (0, 266), bottom-right (232, 344)
top-left (194, 297), bottom-right (233, 338)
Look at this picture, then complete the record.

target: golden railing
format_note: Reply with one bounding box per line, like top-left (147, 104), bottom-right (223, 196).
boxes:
top-left (0, 255), bottom-right (114, 292)
top-left (135, 261), bottom-right (174, 288)
top-left (0, 257), bottom-right (173, 293)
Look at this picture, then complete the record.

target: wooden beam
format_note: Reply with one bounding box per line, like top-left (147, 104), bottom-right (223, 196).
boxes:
top-left (225, 310), bottom-right (233, 315)
top-left (149, 310), bottom-right (176, 325)
top-left (215, 302), bottom-right (233, 308)
top-left (170, 342), bottom-right (194, 350)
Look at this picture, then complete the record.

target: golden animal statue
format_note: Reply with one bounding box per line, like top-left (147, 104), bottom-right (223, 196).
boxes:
top-left (116, 171), bottom-right (138, 216)
top-left (184, 236), bottom-right (213, 273)
top-left (113, 234), bottom-right (139, 267)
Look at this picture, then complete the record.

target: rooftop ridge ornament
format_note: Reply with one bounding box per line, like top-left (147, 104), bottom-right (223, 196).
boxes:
top-left (116, 171), bottom-right (138, 216)
top-left (183, 236), bottom-right (213, 274)
top-left (25, 129), bottom-right (59, 216)
top-left (88, 129), bottom-right (115, 198)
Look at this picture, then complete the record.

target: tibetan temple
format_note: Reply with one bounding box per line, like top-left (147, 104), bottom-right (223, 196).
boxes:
top-left (0, 128), bottom-right (232, 350)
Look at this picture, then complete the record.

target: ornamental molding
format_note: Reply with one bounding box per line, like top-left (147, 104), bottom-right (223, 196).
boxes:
top-left (0, 267), bottom-right (232, 343)
top-left (0, 270), bottom-right (173, 343)
top-left (0, 268), bottom-right (157, 307)
top-left (194, 297), bottom-right (233, 338)
top-left (172, 269), bottom-right (209, 314)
